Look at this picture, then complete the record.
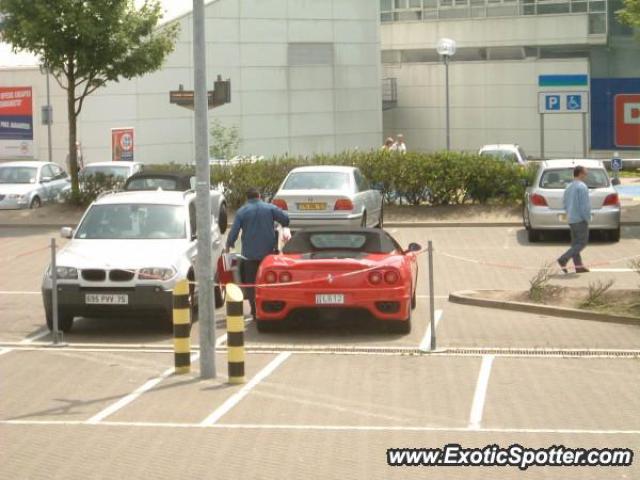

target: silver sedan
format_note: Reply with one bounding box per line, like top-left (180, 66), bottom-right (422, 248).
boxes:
top-left (271, 166), bottom-right (383, 229)
top-left (523, 159), bottom-right (621, 242)
top-left (0, 161), bottom-right (70, 209)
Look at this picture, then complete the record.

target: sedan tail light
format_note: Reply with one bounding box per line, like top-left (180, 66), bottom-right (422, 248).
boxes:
top-left (334, 199), bottom-right (354, 211)
top-left (272, 198), bottom-right (288, 210)
top-left (603, 193), bottom-right (620, 207)
top-left (530, 193), bottom-right (548, 206)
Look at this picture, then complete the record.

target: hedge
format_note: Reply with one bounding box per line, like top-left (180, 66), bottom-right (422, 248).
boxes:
top-left (74, 151), bottom-right (536, 208)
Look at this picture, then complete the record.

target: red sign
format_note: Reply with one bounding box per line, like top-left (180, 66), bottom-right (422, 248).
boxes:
top-left (0, 87), bottom-right (32, 116)
top-left (111, 127), bottom-right (134, 162)
top-left (615, 94), bottom-right (640, 148)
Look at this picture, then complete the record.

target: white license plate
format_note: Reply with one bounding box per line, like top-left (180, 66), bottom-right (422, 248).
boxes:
top-left (315, 294), bottom-right (344, 305)
top-left (85, 294), bottom-right (129, 305)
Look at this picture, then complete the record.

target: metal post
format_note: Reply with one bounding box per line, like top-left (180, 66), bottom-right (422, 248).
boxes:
top-left (539, 114), bottom-right (545, 160)
top-left (50, 238), bottom-right (62, 345)
top-left (193, 0), bottom-right (216, 379)
top-left (444, 56), bottom-right (451, 151)
top-left (582, 112), bottom-right (588, 158)
top-left (45, 69), bottom-right (53, 163)
top-left (428, 240), bottom-right (436, 351)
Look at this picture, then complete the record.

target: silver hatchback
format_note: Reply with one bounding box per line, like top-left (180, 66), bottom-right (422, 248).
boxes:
top-left (523, 159), bottom-right (621, 242)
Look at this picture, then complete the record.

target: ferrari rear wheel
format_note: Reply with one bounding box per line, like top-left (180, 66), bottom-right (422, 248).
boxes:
top-left (387, 309), bottom-right (412, 335)
top-left (411, 287), bottom-right (417, 310)
top-left (361, 211), bottom-right (367, 228)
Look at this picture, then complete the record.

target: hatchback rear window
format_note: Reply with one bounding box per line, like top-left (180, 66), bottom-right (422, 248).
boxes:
top-left (539, 168), bottom-right (609, 189)
top-left (283, 172), bottom-right (350, 191)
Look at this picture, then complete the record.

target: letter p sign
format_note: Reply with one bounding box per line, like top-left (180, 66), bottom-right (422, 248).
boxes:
top-left (546, 95), bottom-right (560, 111)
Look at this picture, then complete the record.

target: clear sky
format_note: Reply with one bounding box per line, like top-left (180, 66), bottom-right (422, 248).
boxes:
top-left (0, 0), bottom-right (193, 67)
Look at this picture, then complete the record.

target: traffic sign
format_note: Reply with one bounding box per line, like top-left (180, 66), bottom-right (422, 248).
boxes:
top-left (614, 94), bottom-right (640, 148)
top-left (538, 91), bottom-right (589, 114)
top-left (611, 156), bottom-right (623, 171)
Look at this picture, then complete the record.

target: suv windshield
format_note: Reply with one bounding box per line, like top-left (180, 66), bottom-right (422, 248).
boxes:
top-left (75, 204), bottom-right (186, 239)
top-left (80, 166), bottom-right (130, 179)
top-left (540, 168), bottom-right (609, 189)
top-left (283, 172), bottom-right (350, 191)
top-left (0, 166), bottom-right (37, 184)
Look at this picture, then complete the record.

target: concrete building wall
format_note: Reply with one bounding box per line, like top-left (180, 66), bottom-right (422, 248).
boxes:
top-left (0, 0), bottom-right (382, 166)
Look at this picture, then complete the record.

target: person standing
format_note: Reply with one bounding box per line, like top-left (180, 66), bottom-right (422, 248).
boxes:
top-left (225, 188), bottom-right (290, 319)
top-left (390, 134), bottom-right (407, 154)
top-left (558, 165), bottom-right (591, 273)
top-left (381, 137), bottom-right (395, 151)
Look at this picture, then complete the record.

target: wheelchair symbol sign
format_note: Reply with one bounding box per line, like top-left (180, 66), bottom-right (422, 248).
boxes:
top-left (567, 95), bottom-right (582, 111)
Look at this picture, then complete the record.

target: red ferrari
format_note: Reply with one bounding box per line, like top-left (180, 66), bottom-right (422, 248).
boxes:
top-left (255, 228), bottom-right (421, 334)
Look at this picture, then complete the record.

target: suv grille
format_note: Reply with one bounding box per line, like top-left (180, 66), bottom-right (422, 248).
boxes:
top-left (82, 269), bottom-right (106, 281)
top-left (109, 269), bottom-right (134, 282)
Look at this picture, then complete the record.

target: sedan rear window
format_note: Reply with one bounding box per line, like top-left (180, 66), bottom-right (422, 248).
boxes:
top-left (126, 178), bottom-right (179, 191)
top-left (75, 204), bottom-right (185, 240)
top-left (282, 172), bottom-right (350, 191)
top-left (540, 168), bottom-right (609, 189)
top-left (80, 166), bottom-right (130, 179)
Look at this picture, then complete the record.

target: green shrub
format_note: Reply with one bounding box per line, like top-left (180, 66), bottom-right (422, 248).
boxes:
top-left (64, 173), bottom-right (124, 206)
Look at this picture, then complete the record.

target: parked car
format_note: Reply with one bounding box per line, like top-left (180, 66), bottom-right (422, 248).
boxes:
top-left (0, 161), bottom-right (70, 209)
top-left (479, 144), bottom-right (528, 165)
top-left (271, 166), bottom-right (383, 230)
top-left (254, 227), bottom-right (420, 334)
top-left (523, 159), bottom-right (621, 242)
top-left (124, 171), bottom-right (228, 233)
top-left (79, 161), bottom-right (143, 182)
top-left (41, 190), bottom-right (225, 332)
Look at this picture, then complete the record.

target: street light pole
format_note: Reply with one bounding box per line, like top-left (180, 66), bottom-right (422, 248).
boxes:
top-left (193, 0), bottom-right (216, 379)
top-left (436, 38), bottom-right (456, 152)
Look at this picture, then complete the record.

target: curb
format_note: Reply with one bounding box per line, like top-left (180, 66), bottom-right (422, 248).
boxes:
top-left (0, 224), bottom-right (77, 229)
top-left (449, 289), bottom-right (640, 326)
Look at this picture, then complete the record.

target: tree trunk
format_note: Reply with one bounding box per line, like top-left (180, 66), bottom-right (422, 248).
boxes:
top-left (66, 67), bottom-right (79, 198)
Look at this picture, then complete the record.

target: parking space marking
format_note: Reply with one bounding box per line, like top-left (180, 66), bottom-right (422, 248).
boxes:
top-left (0, 348), bottom-right (12, 356)
top-left (3, 419), bottom-right (640, 435)
top-left (200, 352), bottom-right (291, 426)
top-left (86, 352), bottom-right (200, 424)
top-left (0, 291), bottom-right (40, 295)
top-left (419, 309), bottom-right (443, 352)
top-left (468, 355), bottom-right (495, 430)
top-left (416, 295), bottom-right (449, 299)
top-left (19, 329), bottom-right (50, 344)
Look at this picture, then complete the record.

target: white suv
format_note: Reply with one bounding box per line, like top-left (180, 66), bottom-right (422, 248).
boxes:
top-left (41, 190), bottom-right (224, 332)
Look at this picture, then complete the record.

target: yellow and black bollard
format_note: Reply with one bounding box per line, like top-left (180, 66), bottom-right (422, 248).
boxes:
top-left (173, 279), bottom-right (191, 374)
top-left (225, 283), bottom-right (245, 384)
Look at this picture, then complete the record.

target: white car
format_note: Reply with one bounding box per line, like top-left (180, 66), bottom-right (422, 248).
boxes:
top-left (271, 166), bottom-right (383, 229)
top-left (479, 144), bottom-right (528, 166)
top-left (79, 161), bottom-right (143, 182)
top-left (41, 190), bottom-right (224, 332)
top-left (0, 161), bottom-right (70, 209)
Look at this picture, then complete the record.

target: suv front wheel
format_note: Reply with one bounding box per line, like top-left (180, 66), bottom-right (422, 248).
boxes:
top-left (45, 308), bottom-right (74, 333)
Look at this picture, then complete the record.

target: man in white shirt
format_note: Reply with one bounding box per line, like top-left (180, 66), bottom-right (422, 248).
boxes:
top-left (390, 134), bottom-right (407, 154)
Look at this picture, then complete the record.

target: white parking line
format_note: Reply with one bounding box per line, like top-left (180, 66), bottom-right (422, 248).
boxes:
top-left (0, 348), bottom-right (12, 356)
top-left (419, 309), bottom-right (443, 352)
top-left (19, 329), bottom-right (50, 344)
top-left (590, 268), bottom-right (637, 273)
top-left (86, 352), bottom-right (200, 424)
top-left (416, 295), bottom-right (449, 299)
top-left (3, 419), bottom-right (640, 435)
top-left (468, 355), bottom-right (495, 430)
top-left (200, 351), bottom-right (291, 426)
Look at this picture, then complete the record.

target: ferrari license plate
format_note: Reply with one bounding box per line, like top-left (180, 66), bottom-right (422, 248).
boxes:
top-left (298, 202), bottom-right (326, 211)
top-left (85, 293), bottom-right (129, 305)
top-left (316, 294), bottom-right (345, 305)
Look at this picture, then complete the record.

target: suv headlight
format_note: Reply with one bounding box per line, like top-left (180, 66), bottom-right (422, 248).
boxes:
top-left (46, 266), bottom-right (78, 279)
top-left (139, 267), bottom-right (176, 281)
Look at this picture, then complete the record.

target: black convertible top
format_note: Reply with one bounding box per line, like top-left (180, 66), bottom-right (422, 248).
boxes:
top-left (283, 227), bottom-right (401, 254)
top-left (124, 171), bottom-right (194, 191)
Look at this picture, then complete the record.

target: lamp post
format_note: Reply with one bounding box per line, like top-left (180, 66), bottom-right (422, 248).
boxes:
top-left (39, 63), bottom-right (53, 162)
top-left (436, 38), bottom-right (456, 151)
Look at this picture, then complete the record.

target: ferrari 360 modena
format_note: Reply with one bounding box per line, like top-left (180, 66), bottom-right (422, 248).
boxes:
top-left (255, 228), bottom-right (421, 334)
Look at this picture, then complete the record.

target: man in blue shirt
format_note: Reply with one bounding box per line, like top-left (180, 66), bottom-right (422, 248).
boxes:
top-left (225, 188), bottom-right (290, 318)
top-left (558, 165), bottom-right (591, 273)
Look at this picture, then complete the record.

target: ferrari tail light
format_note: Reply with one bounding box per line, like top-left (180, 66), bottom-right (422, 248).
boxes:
top-left (368, 271), bottom-right (383, 285)
top-left (272, 198), bottom-right (288, 210)
top-left (279, 271), bottom-right (292, 283)
top-left (384, 270), bottom-right (399, 284)
top-left (530, 193), bottom-right (547, 207)
top-left (334, 199), bottom-right (354, 211)
top-left (264, 271), bottom-right (278, 284)
top-left (603, 193), bottom-right (620, 207)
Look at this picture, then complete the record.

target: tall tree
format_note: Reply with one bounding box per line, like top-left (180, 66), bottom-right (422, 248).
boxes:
top-left (618, 0), bottom-right (640, 29)
top-left (0, 0), bottom-right (178, 199)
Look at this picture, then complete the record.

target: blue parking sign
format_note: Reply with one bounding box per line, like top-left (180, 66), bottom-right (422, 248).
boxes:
top-left (545, 95), bottom-right (561, 111)
top-left (611, 157), bottom-right (623, 171)
top-left (566, 95), bottom-right (582, 111)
